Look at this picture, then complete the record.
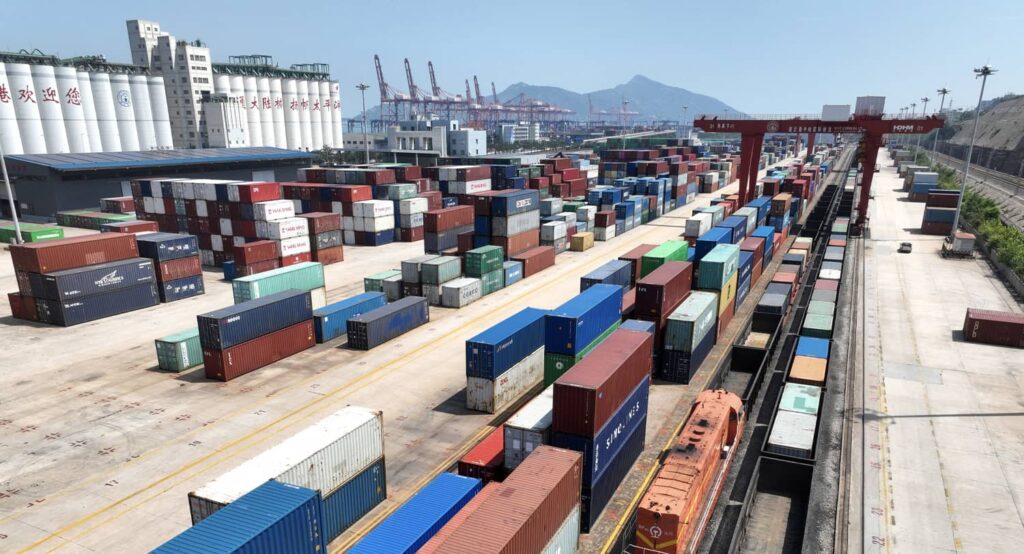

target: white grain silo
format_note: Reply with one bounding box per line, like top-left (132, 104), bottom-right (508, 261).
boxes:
top-left (319, 80), bottom-right (334, 147)
top-left (31, 64), bottom-right (70, 153)
top-left (241, 76), bottom-right (262, 147)
top-left (89, 73), bottom-right (122, 152)
top-left (0, 62), bottom-right (26, 155)
top-left (110, 74), bottom-right (140, 151)
top-left (330, 81), bottom-right (342, 147)
top-left (308, 82), bottom-right (323, 150)
top-left (76, 72), bottom-right (103, 152)
top-left (5, 63), bottom-right (44, 154)
top-left (54, 66), bottom-right (90, 153)
top-left (296, 80), bottom-right (313, 151)
top-left (130, 75), bottom-right (156, 151)
top-left (148, 76), bottom-right (173, 149)
top-left (270, 78), bottom-right (286, 147)
top-left (257, 77), bottom-right (275, 146)
top-left (282, 79), bottom-right (300, 150)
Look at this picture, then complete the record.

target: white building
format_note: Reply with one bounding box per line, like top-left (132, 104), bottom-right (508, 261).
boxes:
top-left (205, 95), bottom-right (247, 148)
top-left (500, 122), bottom-right (543, 144)
top-left (449, 128), bottom-right (487, 156)
top-left (339, 118), bottom-right (487, 158)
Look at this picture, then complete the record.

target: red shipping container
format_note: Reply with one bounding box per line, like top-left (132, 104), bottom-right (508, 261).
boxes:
top-left (543, 158), bottom-right (572, 171)
top-left (280, 252), bottom-right (312, 267)
top-left (470, 190), bottom-right (505, 216)
top-left (457, 425), bottom-right (507, 484)
top-left (619, 244), bottom-right (659, 285)
top-left (8, 292), bottom-right (37, 321)
top-left (158, 256), bottom-right (202, 282)
top-left (511, 246), bottom-right (555, 278)
top-left (828, 238), bottom-right (847, 247)
top-left (424, 206), bottom-right (474, 233)
top-left (398, 226), bottom-right (424, 242)
top-left (492, 229), bottom-right (540, 257)
top-left (549, 183), bottom-right (569, 198)
top-left (635, 261), bottom-right (693, 319)
top-left (233, 240), bottom-right (278, 265)
top-left (550, 174), bottom-right (562, 185)
top-left (333, 185), bottom-right (373, 203)
top-left (428, 446), bottom-right (581, 554)
top-left (232, 182), bottom-right (282, 203)
top-left (963, 308), bottom-right (1024, 347)
top-left (419, 191), bottom-right (443, 210)
top-left (298, 212), bottom-right (342, 234)
top-left (568, 178), bottom-right (587, 197)
top-left (814, 279), bottom-right (838, 292)
top-left (771, 272), bottom-right (799, 303)
top-left (717, 301), bottom-right (735, 342)
top-left (10, 233), bottom-right (139, 273)
top-left (528, 177), bottom-right (550, 190)
top-left (454, 166), bottom-right (491, 181)
top-left (622, 287), bottom-right (636, 316)
top-left (552, 328), bottom-right (653, 437)
top-left (559, 167), bottom-right (581, 180)
top-left (237, 259), bottom-right (281, 277)
top-left (457, 231), bottom-right (475, 254)
top-left (396, 165), bottom-right (423, 181)
top-left (752, 259), bottom-right (763, 283)
top-left (312, 245), bottom-right (344, 265)
top-left (595, 211), bottom-right (616, 227)
top-left (203, 320), bottom-right (316, 381)
top-left (414, 178), bottom-right (432, 193)
top-left (229, 219), bottom-right (257, 237)
top-left (103, 220), bottom-right (160, 234)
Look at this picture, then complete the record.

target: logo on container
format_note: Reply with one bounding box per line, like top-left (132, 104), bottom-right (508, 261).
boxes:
top-left (95, 271), bottom-right (124, 288)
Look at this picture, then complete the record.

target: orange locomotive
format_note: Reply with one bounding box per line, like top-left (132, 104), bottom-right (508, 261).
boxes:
top-left (635, 389), bottom-right (744, 554)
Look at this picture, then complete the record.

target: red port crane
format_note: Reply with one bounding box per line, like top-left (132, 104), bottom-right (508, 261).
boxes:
top-left (692, 113), bottom-right (945, 228)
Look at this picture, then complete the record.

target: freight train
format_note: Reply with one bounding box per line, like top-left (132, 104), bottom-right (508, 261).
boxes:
top-left (634, 390), bottom-right (744, 554)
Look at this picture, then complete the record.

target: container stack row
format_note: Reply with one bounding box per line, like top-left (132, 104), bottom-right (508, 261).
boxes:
top-left (135, 232), bottom-right (205, 303)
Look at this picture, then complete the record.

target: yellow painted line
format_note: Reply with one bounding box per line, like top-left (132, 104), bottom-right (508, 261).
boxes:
top-left (23, 194), bottom-right (710, 554)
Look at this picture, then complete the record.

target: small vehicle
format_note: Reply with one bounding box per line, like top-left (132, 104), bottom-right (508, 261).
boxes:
top-left (941, 233), bottom-right (975, 258)
top-left (898, 242), bottom-right (912, 254)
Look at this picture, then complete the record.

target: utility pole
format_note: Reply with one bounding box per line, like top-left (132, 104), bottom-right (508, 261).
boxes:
top-left (950, 65), bottom-right (996, 240)
top-left (0, 140), bottom-right (23, 244)
top-left (916, 97), bottom-right (929, 154)
top-left (932, 88), bottom-right (950, 153)
top-left (356, 83), bottom-right (371, 164)
top-left (682, 105), bottom-right (689, 139)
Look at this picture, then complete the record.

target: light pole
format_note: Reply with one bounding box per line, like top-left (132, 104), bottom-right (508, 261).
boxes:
top-left (682, 105), bottom-right (689, 139)
top-left (356, 83), bottom-right (370, 165)
top-left (932, 88), bottom-right (950, 153)
top-left (950, 65), bottom-right (996, 240)
top-left (916, 97), bottom-right (929, 154)
top-left (0, 140), bottom-right (23, 244)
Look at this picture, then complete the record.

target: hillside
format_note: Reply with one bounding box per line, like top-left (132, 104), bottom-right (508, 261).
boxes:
top-left (948, 95), bottom-right (1024, 151)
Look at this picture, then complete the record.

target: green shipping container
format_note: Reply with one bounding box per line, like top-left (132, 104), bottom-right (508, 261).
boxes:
top-left (420, 256), bottom-right (461, 285)
top-left (832, 222), bottom-right (849, 234)
top-left (365, 269), bottom-right (403, 292)
top-left (479, 269), bottom-right (504, 295)
top-left (385, 183), bottom-right (418, 200)
top-left (807, 300), bottom-right (836, 316)
top-left (802, 314), bottom-right (834, 339)
top-left (696, 244), bottom-right (740, 289)
top-left (640, 240), bottom-right (689, 277)
top-left (544, 320), bottom-right (621, 385)
top-left (465, 246), bottom-right (504, 277)
top-left (232, 261), bottom-right (325, 303)
top-left (0, 223), bottom-right (65, 243)
top-left (779, 383), bottom-right (821, 415)
top-left (562, 201), bottom-right (585, 213)
top-left (155, 328), bottom-right (203, 372)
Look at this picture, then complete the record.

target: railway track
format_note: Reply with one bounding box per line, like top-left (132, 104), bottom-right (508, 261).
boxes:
top-left (925, 150), bottom-right (1024, 230)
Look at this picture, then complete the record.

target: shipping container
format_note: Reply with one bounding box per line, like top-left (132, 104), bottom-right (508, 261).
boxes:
top-left (155, 328), bottom-right (202, 372)
top-left (511, 246), bottom-right (556, 278)
top-left (467, 347), bottom-right (544, 414)
top-left (421, 256), bottom-right (462, 285)
top-left (780, 383), bottom-right (821, 416)
top-left (963, 308), bottom-right (1024, 348)
top-left (635, 261), bottom-right (693, 319)
top-left (766, 409), bottom-right (817, 458)
top-left (618, 244), bottom-right (658, 285)
top-left (401, 255), bottom-right (439, 283)
top-left (458, 425), bottom-right (507, 483)
top-left (505, 384), bottom-right (555, 470)
top-left (664, 291), bottom-right (718, 352)
top-left (36, 257), bottom-right (155, 300)
top-left (36, 282), bottom-right (159, 326)
top-left (546, 284), bottom-right (623, 356)
top-left (552, 328), bottom-right (653, 437)
top-left (441, 277), bottom-right (482, 308)
top-left (136, 232), bottom-right (199, 261)
top-left (660, 327), bottom-right (715, 383)
top-left (313, 292), bottom-right (388, 343)
top-left (581, 415), bottom-right (646, 531)
top-left (503, 261), bottom-right (523, 286)
top-left (231, 262), bottom-right (325, 303)
top-left (544, 320), bottom-right (621, 386)
top-left (198, 289), bottom-right (313, 350)
top-left (321, 458), bottom-right (388, 542)
top-left (347, 296), bottom-right (429, 350)
top-left (580, 259), bottom-right (632, 292)
top-left (466, 307), bottom-right (547, 379)
top-left (159, 274), bottom-right (205, 303)
top-left (203, 320), bottom-right (315, 381)
top-left (10, 233), bottom-right (139, 273)
top-left (697, 244), bottom-right (740, 289)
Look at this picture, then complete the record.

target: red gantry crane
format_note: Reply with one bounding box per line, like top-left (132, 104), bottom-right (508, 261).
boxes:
top-left (692, 113), bottom-right (944, 228)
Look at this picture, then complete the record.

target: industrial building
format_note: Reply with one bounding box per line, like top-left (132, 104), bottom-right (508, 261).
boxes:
top-left (500, 122), bottom-right (544, 143)
top-left (1, 147), bottom-right (312, 220)
top-left (342, 117), bottom-right (487, 161)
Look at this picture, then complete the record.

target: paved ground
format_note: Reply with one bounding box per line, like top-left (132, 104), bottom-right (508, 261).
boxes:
top-left (0, 156), bottom-right (797, 553)
top-left (853, 149), bottom-right (1024, 554)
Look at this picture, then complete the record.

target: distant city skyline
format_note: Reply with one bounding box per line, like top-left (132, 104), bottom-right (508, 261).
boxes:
top-left (2, 0), bottom-right (1021, 120)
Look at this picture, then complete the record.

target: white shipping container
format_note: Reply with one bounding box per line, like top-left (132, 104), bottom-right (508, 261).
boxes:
top-left (253, 200), bottom-right (296, 222)
top-left (766, 409), bottom-right (817, 458)
top-left (449, 179), bottom-right (491, 195)
top-left (541, 221), bottom-right (567, 241)
top-left (200, 250), bottom-right (215, 266)
top-left (854, 96), bottom-right (885, 116)
top-left (466, 347), bottom-right (544, 413)
top-left (342, 216), bottom-right (355, 230)
top-left (227, 181), bottom-right (272, 202)
top-left (331, 201), bottom-right (344, 215)
top-left (278, 235), bottom-right (311, 257)
top-left (543, 503), bottom-right (581, 554)
top-left (821, 104), bottom-right (851, 122)
top-left (364, 215), bottom-right (395, 233)
top-left (492, 212), bottom-right (540, 237)
top-left (192, 180), bottom-right (220, 201)
top-left (195, 199), bottom-right (209, 218)
top-left (343, 229), bottom-right (356, 245)
top-left (399, 197), bottom-right (428, 215)
top-left (733, 207), bottom-right (757, 234)
top-left (399, 213), bottom-right (424, 228)
top-left (441, 277), bottom-right (482, 308)
top-left (576, 206), bottom-right (596, 222)
top-left (504, 384), bottom-right (554, 470)
top-left (354, 200), bottom-right (394, 218)
top-left (594, 225), bottom-right (616, 241)
top-left (210, 234), bottom-right (224, 252)
top-left (257, 217), bottom-right (308, 239)
top-left (422, 283), bottom-right (441, 305)
top-left (310, 286), bottom-right (327, 309)
top-left (188, 407), bottom-right (383, 524)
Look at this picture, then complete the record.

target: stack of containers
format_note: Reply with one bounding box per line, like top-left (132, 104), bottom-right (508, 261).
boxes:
top-left (419, 446), bottom-right (582, 553)
top-left (347, 296), bottom-right (429, 350)
top-left (364, 269), bottom-right (404, 301)
top-left (400, 254), bottom-right (437, 297)
top-left (920, 190), bottom-right (959, 235)
top-left (740, 236), bottom-right (767, 285)
top-left (618, 244), bottom-right (658, 286)
top-left (683, 212), bottom-right (713, 246)
top-left (458, 425), bottom-right (507, 483)
top-left (503, 385), bottom-right (555, 471)
top-left (441, 277), bottom-right (483, 308)
top-left (135, 233), bottom-right (205, 303)
top-left (580, 260), bottom-right (632, 292)
top-left (770, 193), bottom-right (793, 232)
top-left (908, 171), bottom-right (939, 201)
top-left (464, 245), bottom-right (505, 296)
top-left (313, 292), bottom-right (387, 343)
top-left (492, 195), bottom-right (541, 258)
top-left (437, 165), bottom-right (492, 197)
top-left (0, 222), bottom-right (64, 243)
top-left (397, 195), bottom-right (429, 242)
top-left (424, 206), bottom-right (474, 254)
top-left (693, 228), bottom-right (730, 265)
top-left (551, 327), bottom-right (652, 531)
top-left (540, 221), bottom-right (568, 254)
top-left (198, 289), bottom-right (315, 381)
top-left (640, 240), bottom-right (689, 278)
top-left (465, 307), bottom-right (546, 413)
top-left (186, 407), bottom-right (385, 544)
top-left (55, 209), bottom-right (135, 230)
top-left (231, 261), bottom-right (326, 308)
top-left (634, 261), bottom-right (693, 365)
top-left (697, 243), bottom-right (740, 341)
top-left (544, 284), bottom-right (623, 386)
top-left (7, 234), bottom-right (159, 326)
top-left (351, 200), bottom-right (395, 246)
top-left (101, 220), bottom-right (159, 234)
top-left (299, 212), bottom-right (344, 265)
top-left (593, 209), bottom-right (617, 241)
top-left (419, 256), bottom-right (462, 306)
top-left (99, 196), bottom-right (135, 214)
top-left (253, 198), bottom-right (312, 266)
top-left (662, 291), bottom-right (719, 382)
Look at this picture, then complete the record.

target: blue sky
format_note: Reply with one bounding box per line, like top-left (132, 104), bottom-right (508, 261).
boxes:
top-left (3, 0), bottom-right (1021, 118)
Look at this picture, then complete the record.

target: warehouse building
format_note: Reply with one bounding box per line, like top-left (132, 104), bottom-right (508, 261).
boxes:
top-left (1, 147), bottom-right (313, 221)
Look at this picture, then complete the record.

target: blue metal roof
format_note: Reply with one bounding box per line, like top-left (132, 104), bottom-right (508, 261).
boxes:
top-left (7, 147), bottom-right (312, 172)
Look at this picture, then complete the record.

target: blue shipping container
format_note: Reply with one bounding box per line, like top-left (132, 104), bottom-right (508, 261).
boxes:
top-left (552, 377), bottom-right (649, 486)
top-left (546, 284), bottom-right (623, 356)
top-left (347, 296), bottom-right (429, 350)
top-left (314, 292), bottom-right (388, 343)
top-left (796, 336), bottom-right (831, 359)
top-left (222, 260), bottom-right (236, 281)
top-left (441, 196), bottom-right (458, 208)
top-left (474, 216), bottom-right (490, 236)
top-left (581, 416), bottom-right (646, 532)
top-left (348, 472), bottom-right (480, 554)
top-left (159, 274), bottom-right (205, 303)
top-left (751, 226), bottom-right (775, 261)
top-left (198, 289), bottom-right (313, 350)
top-left (717, 215), bottom-right (748, 243)
top-left (153, 481), bottom-right (325, 554)
top-left (695, 228), bottom-right (731, 262)
top-left (619, 319), bottom-right (656, 335)
top-left (465, 307), bottom-right (547, 379)
top-left (659, 328), bottom-right (715, 383)
top-left (736, 274), bottom-right (751, 310)
top-left (491, 190), bottom-right (539, 217)
top-left (615, 219), bottom-right (626, 236)
top-left (321, 458), bottom-right (387, 543)
top-left (738, 251), bottom-right (754, 285)
top-left (364, 229), bottom-right (395, 246)
top-left (503, 261), bottom-right (523, 286)
top-left (39, 257), bottom-right (156, 300)
top-left (135, 232), bottom-right (199, 261)
top-left (614, 202), bottom-right (635, 221)
top-left (580, 259), bottom-right (632, 292)
top-left (36, 282), bottom-right (159, 326)
top-left (746, 197), bottom-right (771, 223)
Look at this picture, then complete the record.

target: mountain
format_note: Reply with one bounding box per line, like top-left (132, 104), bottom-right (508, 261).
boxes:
top-left (497, 75), bottom-right (741, 121)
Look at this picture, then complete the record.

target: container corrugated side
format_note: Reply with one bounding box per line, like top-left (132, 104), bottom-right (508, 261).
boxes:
top-left (347, 296), bottom-right (429, 350)
top-left (419, 483), bottom-right (501, 553)
top-left (466, 347), bottom-right (544, 413)
top-left (504, 384), bottom-right (555, 470)
top-left (135, 232), bottom-right (199, 261)
top-left (10, 233), bottom-right (139, 273)
top-left (39, 257), bottom-right (156, 300)
top-left (542, 503), bottom-right (581, 554)
top-left (155, 328), bottom-right (202, 372)
top-left (465, 307), bottom-right (546, 379)
top-left (198, 289), bottom-right (313, 350)
top-left (321, 458), bottom-right (387, 542)
top-left (313, 292), bottom-right (387, 343)
top-left (36, 283), bottom-right (159, 326)
top-left (664, 291), bottom-right (719, 352)
top-left (348, 473), bottom-right (482, 554)
top-left (188, 406), bottom-right (384, 524)
top-left (231, 261), bottom-right (325, 303)
top-left (441, 277), bottom-right (482, 308)
top-left (545, 284), bottom-right (623, 356)
top-left (580, 415), bottom-right (646, 532)
top-left (766, 409), bottom-right (817, 458)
